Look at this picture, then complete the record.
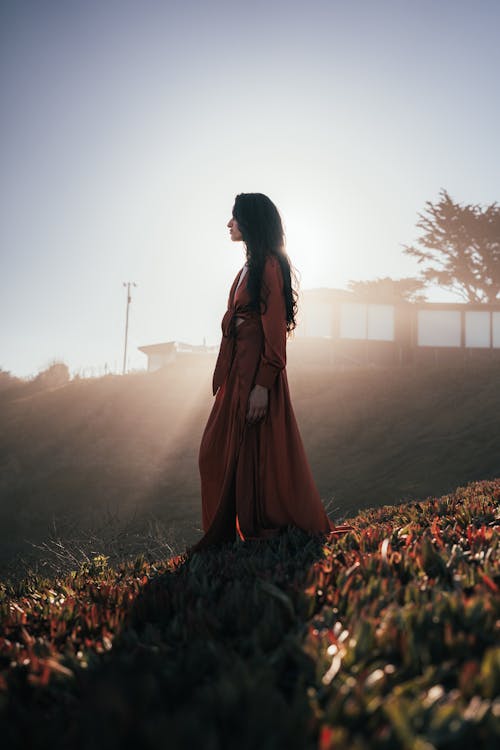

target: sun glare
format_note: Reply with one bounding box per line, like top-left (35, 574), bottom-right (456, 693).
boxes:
top-left (283, 209), bottom-right (336, 290)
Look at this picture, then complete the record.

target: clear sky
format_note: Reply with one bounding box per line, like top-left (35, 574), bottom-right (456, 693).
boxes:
top-left (1, 0), bottom-right (499, 377)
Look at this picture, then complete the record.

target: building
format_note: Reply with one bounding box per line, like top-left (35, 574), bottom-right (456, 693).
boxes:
top-left (139, 290), bottom-right (500, 373)
top-left (137, 340), bottom-right (219, 372)
top-left (293, 289), bottom-right (500, 367)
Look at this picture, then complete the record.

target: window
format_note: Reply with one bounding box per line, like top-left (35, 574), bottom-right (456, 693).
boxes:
top-left (340, 303), bottom-right (395, 341)
top-left (340, 303), bottom-right (367, 339)
top-left (493, 312), bottom-right (500, 348)
top-left (465, 311), bottom-right (490, 348)
top-left (367, 304), bottom-right (394, 341)
top-left (418, 310), bottom-right (461, 347)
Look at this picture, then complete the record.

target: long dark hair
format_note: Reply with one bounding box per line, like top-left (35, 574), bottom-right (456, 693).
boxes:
top-left (232, 192), bottom-right (299, 334)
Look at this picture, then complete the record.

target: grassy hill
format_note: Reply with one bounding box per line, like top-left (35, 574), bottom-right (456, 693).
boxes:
top-left (1, 479), bottom-right (498, 749)
top-left (1, 355), bottom-right (500, 579)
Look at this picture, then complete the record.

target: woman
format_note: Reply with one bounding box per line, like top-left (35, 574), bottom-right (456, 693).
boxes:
top-left (189, 193), bottom-right (350, 553)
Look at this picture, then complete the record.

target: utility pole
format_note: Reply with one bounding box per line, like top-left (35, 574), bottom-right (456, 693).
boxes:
top-left (122, 281), bottom-right (137, 375)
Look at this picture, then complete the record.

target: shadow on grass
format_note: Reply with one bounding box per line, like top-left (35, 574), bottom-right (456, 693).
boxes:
top-left (5, 527), bottom-right (332, 750)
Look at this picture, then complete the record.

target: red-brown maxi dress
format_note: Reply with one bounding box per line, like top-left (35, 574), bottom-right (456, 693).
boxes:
top-left (190, 254), bottom-right (347, 553)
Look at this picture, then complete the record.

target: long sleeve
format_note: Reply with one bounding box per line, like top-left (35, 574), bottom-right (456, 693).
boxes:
top-left (254, 256), bottom-right (287, 389)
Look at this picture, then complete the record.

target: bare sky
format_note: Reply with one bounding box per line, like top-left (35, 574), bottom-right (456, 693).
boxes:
top-left (1, 0), bottom-right (499, 376)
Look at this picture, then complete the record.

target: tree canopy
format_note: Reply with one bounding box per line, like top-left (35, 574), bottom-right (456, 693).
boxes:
top-left (403, 189), bottom-right (500, 303)
top-left (347, 276), bottom-right (427, 303)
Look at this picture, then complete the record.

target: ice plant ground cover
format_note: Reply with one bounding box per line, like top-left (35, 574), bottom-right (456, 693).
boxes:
top-left (0, 479), bottom-right (499, 749)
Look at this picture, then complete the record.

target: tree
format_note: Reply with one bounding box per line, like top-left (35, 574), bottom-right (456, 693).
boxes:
top-left (403, 189), bottom-right (500, 303)
top-left (347, 276), bottom-right (427, 303)
top-left (32, 360), bottom-right (70, 389)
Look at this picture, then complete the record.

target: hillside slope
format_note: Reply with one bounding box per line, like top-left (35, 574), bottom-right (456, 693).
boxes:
top-left (1, 479), bottom-right (499, 749)
top-left (1, 357), bottom-right (499, 574)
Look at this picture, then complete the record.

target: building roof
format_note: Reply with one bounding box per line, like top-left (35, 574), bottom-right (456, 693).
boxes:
top-left (137, 341), bottom-right (218, 354)
top-left (302, 288), bottom-right (500, 309)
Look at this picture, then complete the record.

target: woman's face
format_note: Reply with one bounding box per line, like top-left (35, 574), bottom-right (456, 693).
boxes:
top-left (227, 213), bottom-right (243, 241)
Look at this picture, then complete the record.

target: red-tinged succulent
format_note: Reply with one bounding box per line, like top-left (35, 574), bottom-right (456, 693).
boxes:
top-left (0, 479), bottom-right (498, 749)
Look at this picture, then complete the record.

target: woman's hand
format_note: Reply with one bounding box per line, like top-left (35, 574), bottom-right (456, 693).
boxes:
top-left (246, 384), bottom-right (268, 423)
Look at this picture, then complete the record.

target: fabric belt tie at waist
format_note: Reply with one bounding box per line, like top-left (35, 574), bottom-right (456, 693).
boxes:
top-left (212, 308), bottom-right (258, 396)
